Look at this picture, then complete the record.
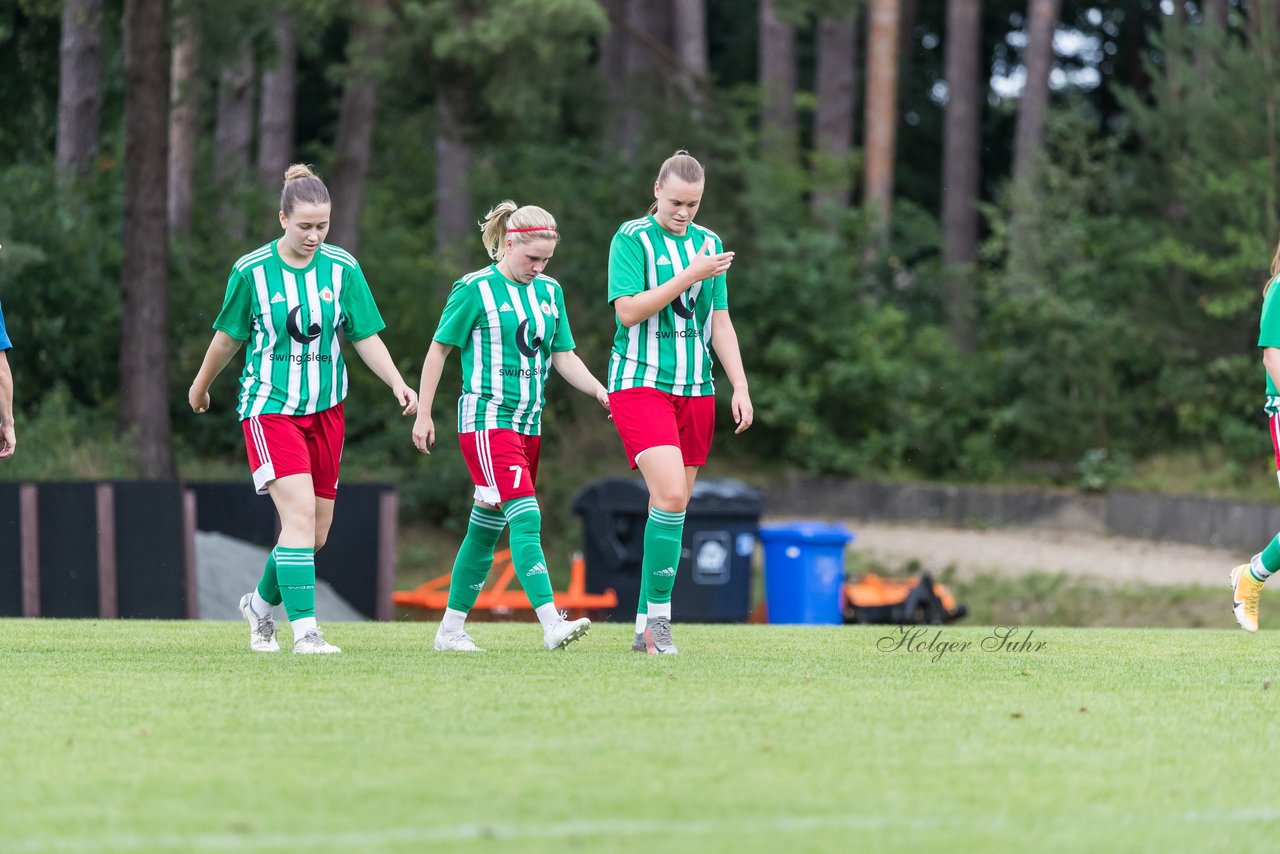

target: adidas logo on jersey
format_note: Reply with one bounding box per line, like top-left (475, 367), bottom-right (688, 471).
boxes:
top-left (500, 302), bottom-right (515, 312)
top-left (657, 255), bottom-right (672, 266)
top-left (270, 292), bottom-right (286, 304)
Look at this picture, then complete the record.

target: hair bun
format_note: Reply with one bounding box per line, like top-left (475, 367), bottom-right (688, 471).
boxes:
top-left (284, 163), bottom-right (317, 183)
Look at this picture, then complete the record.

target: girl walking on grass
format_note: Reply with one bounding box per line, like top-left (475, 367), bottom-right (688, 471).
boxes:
top-left (412, 201), bottom-right (610, 652)
top-left (1231, 238), bottom-right (1280, 632)
top-left (190, 164), bottom-right (418, 654)
top-left (605, 150), bottom-right (753, 654)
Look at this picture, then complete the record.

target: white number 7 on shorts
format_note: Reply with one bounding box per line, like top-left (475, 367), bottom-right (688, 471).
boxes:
top-left (509, 465), bottom-right (523, 489)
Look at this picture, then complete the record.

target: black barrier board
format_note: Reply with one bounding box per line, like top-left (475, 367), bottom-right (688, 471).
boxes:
top-left (115, 482), bottom-right (187, 619)
top-left (189, 482), bottom-right (276, 546)
top-left (314, 484), bottom-right (384, 620)
top-left (0, 483), bottom-right (20, 616)
top-left (37, 483), bottom-right (99, 618)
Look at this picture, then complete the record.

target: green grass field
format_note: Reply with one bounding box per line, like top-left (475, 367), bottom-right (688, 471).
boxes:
top-left (3, 620), bottom-right (1278, 853)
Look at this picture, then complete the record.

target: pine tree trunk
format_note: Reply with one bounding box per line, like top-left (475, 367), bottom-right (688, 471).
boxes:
top-left (942, 0), bottom-right (982, 352)
top-left (214, 44), bottom-right (255, 185)
top-left (673, 0), bottom-right (708, 100)
top-left (257, 12), bottom-right (297, 190)
top-left (1205, 0), bottom-right (1228, 28)
top-left (328, 0), bottom-right (389, 255)
top-left (56, 0), bottom-right (104, 178)
top-left (167, 13), bottom-right (199, 235)
top-left (864, 0), bottom-right (901, 243)
top-left (434, 98), bottom-right (473, 268)
top-left (1010, 0), bottom-right (1061, 195)
top-left (759, 0), bottom-right (797, 164)
top-left (811, 13), bottom-right (857, 218)
top-left (600, 0), bottom-right (627, 112)
top-left (120, 0), bottom-right (174, 479)
top-left (618, 0), bottom-right (673, 156)
top-left (214, 42), bottom-right (255, 239)
top-left (1197, 0), bottom-right (1228, 76)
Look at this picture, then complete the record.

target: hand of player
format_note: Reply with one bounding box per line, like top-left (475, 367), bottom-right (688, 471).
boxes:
top-left (685, 240), bottom-right (734, 282)
top-left (0, 422), bottom-right (14, 459)
top-left (394, 383), bottom-right (419, 416)
top-left (731, 387), bottom-right (753, 434)
top-left (595, 386), bottom-right (611, 412)
top-left (412, 414), bottom-right (435, 454)
top-left (188, 385), bottom-right (210, 414)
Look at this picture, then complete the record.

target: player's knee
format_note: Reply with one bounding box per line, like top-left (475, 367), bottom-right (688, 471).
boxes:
top-left (279, 508), bottom-right (317, 544)
top-left (507, 509), bottom-right (542, 536)
top-left (651, 488), bottom-right (689, 513)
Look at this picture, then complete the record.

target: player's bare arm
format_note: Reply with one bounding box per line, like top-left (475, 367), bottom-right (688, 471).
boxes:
top-left (0, 349), bottom-right (14, 459)
top-left (1264, 347), bottom-right (1280, 391)
top-left (351, 333), bottom-right (418, 416)
top-left (551, 350), bottom-right (610, 410)
top-left (189, 331), bottom-right (244, 414)
top-left (710, 310), bottom-right (752, 434)
top-left (412, 340), bottom-right (453, 454)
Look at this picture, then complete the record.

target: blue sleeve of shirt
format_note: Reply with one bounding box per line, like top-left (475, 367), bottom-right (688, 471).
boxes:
top-left (0, 300), bottom-right (11, 351)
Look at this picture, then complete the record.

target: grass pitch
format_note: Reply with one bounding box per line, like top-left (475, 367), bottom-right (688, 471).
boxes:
top-left (2, 619), bottom-right (1277, 853)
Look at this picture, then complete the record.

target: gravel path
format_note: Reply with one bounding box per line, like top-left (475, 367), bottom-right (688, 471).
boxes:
top-left (822, 520), bottom-right (1250, 587)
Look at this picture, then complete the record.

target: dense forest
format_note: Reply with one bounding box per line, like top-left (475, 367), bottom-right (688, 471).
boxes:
top-left (1, 0), bottom-right (1277, 526)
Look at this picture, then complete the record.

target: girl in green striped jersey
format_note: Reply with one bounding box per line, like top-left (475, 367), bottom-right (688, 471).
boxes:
top-left (190, 164), bottom-right (418, 654)
top-left (607, 151), bottom-right (754, 654)
top-left (412, 201), bottom-right (610, 652)
top-left (1231, 239), bottom-right (1280, 632)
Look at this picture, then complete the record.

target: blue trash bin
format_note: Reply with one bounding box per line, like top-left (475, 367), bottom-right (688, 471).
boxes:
top-left (759, 522), bottom-right (855, 625)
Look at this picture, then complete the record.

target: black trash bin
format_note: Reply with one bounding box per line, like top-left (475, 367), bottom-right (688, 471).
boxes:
top-left (571, 477), bottom-right (762, 623)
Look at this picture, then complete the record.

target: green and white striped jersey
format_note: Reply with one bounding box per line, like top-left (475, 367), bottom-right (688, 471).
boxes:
top-left (213, 241), bottom-right (386, 419)
top-left (433, 265), bottom-right (576, 436)
top-left (1261, 275), bottom-right (1280, 413)
top-left (606, 216), bottom-right (728, 396)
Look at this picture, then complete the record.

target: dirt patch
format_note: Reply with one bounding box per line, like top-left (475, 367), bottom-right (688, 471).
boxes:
top-left (791, 520), bottom-right (1251, 587)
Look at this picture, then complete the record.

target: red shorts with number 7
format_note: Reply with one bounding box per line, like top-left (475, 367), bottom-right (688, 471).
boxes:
top-left (458, 429), bottom-right (542, 505)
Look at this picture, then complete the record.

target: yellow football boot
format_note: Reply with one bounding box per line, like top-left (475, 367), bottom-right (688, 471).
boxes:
top-left (1231, 563), bottom-right (1265, 633)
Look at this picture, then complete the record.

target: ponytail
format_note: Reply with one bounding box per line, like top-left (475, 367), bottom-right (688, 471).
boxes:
top-left (478, 201), bottom-right (558, 260)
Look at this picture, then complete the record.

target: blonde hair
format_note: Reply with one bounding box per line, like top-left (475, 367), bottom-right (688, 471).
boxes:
top-left (479, 201), bottom-right (559, 260)
top-left (648, 150), bottom-right (706, 215)
top-left (280, 163), bottom-right (330, 217)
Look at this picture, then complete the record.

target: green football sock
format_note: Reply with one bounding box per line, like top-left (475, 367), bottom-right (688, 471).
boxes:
top-left (643, 508), bottom-right (685, 605)
top-left (256, 549), bottom-right (282, 607)
top-left (636, 567), bottom-right (649, 619)
top-left (502, 497), bottom-right (554, 610)
top-left (274, 546), bottom-right (316, 622)
top-left (446, 506), bottom-right (507, 613)
top-left (1257, 535), bottom-right (1280, 580)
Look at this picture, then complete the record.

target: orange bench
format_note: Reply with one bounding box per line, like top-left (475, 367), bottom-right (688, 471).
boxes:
top-left (393, 548), bottom-right (618, 617)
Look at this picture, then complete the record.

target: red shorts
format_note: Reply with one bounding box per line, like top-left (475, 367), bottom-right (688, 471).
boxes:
top-left (242, 404), bottom-right (345, 499)
top-left (459, 429), bottom-right (542, 505)
top-left (609, 387), bottom-right (715, 469)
